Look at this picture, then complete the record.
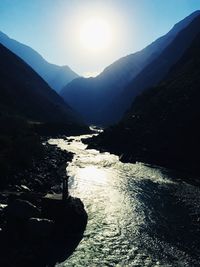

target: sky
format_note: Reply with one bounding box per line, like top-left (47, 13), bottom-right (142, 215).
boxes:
top-left (0, 0), bottom-right (200, 76)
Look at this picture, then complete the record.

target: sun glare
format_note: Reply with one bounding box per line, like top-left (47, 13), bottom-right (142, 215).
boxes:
top-left (79, 17), bottom-right (112, 52)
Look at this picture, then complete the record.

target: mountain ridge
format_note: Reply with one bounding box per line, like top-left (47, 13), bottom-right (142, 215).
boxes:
top-left (0, 31), bottom-right (79, 93)
top-left (60, 10), bottom-right (200, 126)
top-left (0, 42), bottom-right (86, 130)
top-left (114, 13), bottom-right (200, 123)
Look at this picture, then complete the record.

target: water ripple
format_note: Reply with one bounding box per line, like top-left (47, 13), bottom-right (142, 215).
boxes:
top-left (49, 135), bottom-right (200, 267)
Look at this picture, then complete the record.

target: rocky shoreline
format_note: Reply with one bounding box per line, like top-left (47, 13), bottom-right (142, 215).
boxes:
top-left (0, 138), bottom-right (88, 267)
top-left (1, 138), bottom-right (73, 194)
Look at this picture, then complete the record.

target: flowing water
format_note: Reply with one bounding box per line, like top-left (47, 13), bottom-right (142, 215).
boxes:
top-left (49, 134), bottom-right (200, 267)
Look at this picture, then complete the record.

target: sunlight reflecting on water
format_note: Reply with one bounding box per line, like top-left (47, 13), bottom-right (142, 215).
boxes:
top-left (48, 135), bottom-right (200, 267)
top-left (74, 166), bottom-right (110, 185)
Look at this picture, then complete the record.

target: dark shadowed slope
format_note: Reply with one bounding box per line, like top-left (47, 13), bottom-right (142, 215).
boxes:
top-left (0, 43), bottom-right (85, 128)
top-left (90, 30), bottom-right (200, 174)
top-left (0, 43), bottom-right (88, 188)
top-left (0, 31), bottom-right (79, 93)
top-left (113, 14), bottom-right (200, 124)
top-left (61, 11), bottom-right (200, 126)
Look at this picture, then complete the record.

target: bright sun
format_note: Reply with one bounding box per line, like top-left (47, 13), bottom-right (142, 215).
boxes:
top-left (79, 17), bottom-right (112, 52)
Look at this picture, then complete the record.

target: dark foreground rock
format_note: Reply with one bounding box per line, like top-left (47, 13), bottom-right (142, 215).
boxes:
top-left (0, 140), bottom-right (88, 267)
top-left (27, 217), bottom-right (54, 239)
top-left (6, 199), bottom-right (40, 220)
top-left (0, 195), bottom-right (87, 267)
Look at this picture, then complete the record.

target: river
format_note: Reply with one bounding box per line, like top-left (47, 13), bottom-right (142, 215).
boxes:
top-left (48, 134), bottom-right (200, 267)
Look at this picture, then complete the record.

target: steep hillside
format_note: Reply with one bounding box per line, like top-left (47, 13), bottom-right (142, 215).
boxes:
top-left (0, 43), bottom-right (87, 132)
top-left (0, 31), bottom-right (78, 92)
top-left (89, 31), bottom-right (200, 173)
top-left (0, 43), bottom-right (88, 185)
top-left (113, 14), bottom-right (200, 123)
top-left (61, 11), bottom-right (200, 125)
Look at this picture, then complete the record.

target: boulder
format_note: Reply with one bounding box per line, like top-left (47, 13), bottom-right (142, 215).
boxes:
top-left (27, 217), bottom-right (54, 239)
top-left (41, 195), bottom-right (88, 233)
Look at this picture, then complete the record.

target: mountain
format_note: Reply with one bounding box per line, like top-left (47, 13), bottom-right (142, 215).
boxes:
top-left (112, 13), bottom-right (200, 123)
top-left (88, 29), bottom-right (200, 174)
top-left (0, 43), bottom-right (86, 131)
top-left (0, 43), bottom-right (88, 188)
top-left (0, 31), bottom-right (79, 93)
top-left (60, 11), bottom-right (200, 126)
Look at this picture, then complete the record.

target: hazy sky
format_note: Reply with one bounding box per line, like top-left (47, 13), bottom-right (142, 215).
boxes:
top-left (1, 0), bottom-right (200, 76)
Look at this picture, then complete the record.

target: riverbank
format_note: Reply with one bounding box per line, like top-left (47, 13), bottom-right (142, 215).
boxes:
top-left (0, 137), bottom-right (88, 267)
top-left (1, 139), bottom-right (74, 193)
top-left (84, 134), bottom-right (200, 187)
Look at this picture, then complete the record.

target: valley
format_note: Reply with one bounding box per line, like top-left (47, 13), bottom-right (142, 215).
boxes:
top-left (0, 5), bottom-right (200, 267)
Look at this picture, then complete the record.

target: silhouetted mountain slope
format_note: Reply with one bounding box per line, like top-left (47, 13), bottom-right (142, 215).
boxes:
top-left (113, 14), bottom-right (200, 123)
top-left (0, 31), bottom-right (78, 93)
top-left (0, 44), bottom-right (88, 187)
top-left (0, 43), bottom-right (84, 128)
top-left (61, 11), bottom-right (200, 126)
top-left (90, 31), bottom-right (200, 174)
